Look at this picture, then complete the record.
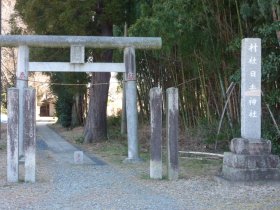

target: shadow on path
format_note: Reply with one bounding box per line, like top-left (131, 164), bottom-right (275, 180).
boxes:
top-left (36, 121), bottom-right (106, 166)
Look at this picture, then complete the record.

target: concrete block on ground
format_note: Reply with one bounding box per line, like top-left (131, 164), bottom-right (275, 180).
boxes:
top-left (74, 151), bottom-right (84, 164)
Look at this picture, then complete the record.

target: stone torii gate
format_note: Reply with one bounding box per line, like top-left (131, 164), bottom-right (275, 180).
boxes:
top-left (0, 35), bottom-right (162, 182)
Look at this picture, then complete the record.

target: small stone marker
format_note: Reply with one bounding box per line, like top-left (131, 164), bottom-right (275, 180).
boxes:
top-left (222, 38), bottom-right (280, 181)
top-left (149, 87), bottom-right (162, 179)
top-left (74, 151), bottom-right (84, 164)
top-left (24, 88), bottom-right (36, 183)
top-left (166, 87), bottom-right (179, 180)
top-left (7, 88), bottom-right (19, 182)
top-left (241, 38), bottom-right (261, 140)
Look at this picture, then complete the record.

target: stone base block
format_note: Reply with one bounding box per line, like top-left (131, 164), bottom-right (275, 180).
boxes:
top-left (223, 152), bottom-right (279, 169)
top-left (222, 152), bottom-right (280, 181)
top-left (222, 165), bottom-right (280, 181)
top-left (230, 138), bottom-right (271, 155)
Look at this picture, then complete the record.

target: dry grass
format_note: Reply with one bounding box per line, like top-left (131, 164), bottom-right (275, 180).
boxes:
top-left (0, 120), bottom-right (223, 180)
top-left (49, 121), bottom-right (223, 180)
top-left (0, 120), bottom-right (222, 182)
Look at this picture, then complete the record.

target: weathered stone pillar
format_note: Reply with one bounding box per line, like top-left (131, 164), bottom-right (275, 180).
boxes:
top-left (16, 45), bottom-right (29, 159)
top-left (123, 47), bottom-right (140, 162)
top-left (7, 88), bottom-right (19, 182)
top-left (166, 87), bottom-right (179, 180)
top-left (24, 88), bottom-right (36, 183)
top-left (121, 76), bottom-right (127, 135)
top-left (222, 38), bottom-right (280, 181)
top-left (149, 87), bottom-right (162, 179)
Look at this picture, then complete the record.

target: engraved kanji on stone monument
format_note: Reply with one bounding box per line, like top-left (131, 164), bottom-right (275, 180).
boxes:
top-left (241, 38), bottom-right (261, 140)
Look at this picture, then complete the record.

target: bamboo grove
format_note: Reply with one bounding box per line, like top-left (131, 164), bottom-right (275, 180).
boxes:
top-left (128, 0), bottom-right (280, 149)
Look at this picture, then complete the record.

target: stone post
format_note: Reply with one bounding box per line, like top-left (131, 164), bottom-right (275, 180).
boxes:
top-left (241, 38), bottom-right (261, 140)
top-left (123, 47), bottom-right (140, 163)
top-left (222, 38), bottom-right (280, 181)
top-left (16, 45), bottom-right (29, 159)
top-left (149, 87), bottom-right (162, 179)
top-left (7, 88), bottom-right (19, 182)
top-left (24, 88), bottom-right (36, 183)
top-left (166, 87), bottom-right (179, 180)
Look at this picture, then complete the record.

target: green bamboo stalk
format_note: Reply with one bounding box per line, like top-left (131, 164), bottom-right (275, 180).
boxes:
top-left (234, 0), bottom-right (244, 37)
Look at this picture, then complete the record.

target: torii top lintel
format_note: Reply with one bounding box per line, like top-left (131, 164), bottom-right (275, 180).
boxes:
top-left (0, 35), bottom-right (162, 50)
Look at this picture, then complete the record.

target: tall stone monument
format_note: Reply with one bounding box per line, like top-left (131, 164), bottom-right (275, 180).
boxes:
top-left (222, 38), bottom-right (280, 181)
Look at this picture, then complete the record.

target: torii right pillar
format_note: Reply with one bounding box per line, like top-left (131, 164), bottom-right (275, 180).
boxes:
top-left (123, 47), bottom-right (141, 163)
top-left (222, 38), bottom-right (280, 181)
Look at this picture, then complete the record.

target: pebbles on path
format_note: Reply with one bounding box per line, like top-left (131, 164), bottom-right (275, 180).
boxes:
top-left (0, 122), bottom-right (280, 209)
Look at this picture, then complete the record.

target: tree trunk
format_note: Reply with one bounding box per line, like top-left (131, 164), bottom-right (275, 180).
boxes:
top-left (71, 93), bottom-right (84, 127)
top-left (83, 23), bottom-right (113, 143)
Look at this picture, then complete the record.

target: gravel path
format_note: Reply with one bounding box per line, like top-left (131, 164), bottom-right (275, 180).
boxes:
top-left (1, 122), bottom-right (280, 209)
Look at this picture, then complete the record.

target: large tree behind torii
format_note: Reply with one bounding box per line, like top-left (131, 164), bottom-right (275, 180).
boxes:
top-left (14, 0), bottom-right (135, 142)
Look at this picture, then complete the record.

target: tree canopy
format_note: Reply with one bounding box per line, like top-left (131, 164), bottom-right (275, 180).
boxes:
top-left (14, 0), bottom-right (136, 131)
top-left (15, 0), bottom-right (134, 35)
top-left (13, 0), bottom-right (280, 150)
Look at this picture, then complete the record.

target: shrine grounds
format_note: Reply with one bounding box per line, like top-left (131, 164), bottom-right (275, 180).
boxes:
top-left (1, 120), bottom-right (280, 209)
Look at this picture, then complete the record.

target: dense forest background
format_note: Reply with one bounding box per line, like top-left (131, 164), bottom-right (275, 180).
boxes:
top-left (9, 0), bottom-right (280, 152)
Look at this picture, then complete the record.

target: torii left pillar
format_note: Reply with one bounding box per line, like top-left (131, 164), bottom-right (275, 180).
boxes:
top-left (16, 45), bottom-right (29, 159)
